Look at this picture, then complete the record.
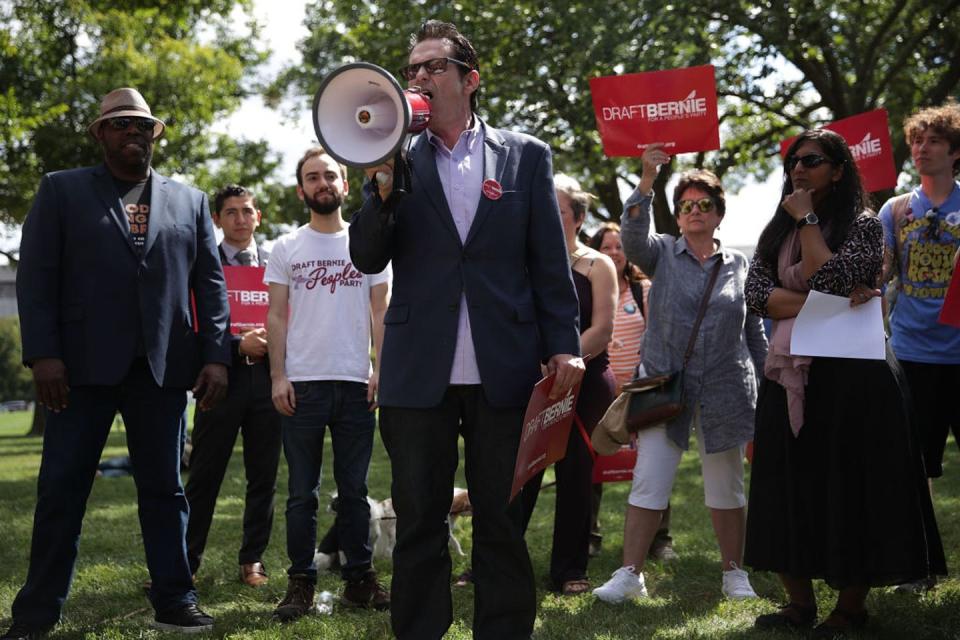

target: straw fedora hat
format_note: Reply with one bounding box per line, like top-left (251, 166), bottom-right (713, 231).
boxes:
top-left (87, 87), bottom-right (165, 140)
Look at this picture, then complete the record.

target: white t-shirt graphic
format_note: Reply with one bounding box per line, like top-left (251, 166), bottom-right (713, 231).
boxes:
top-left (264, 225), bottom-right (390, 382)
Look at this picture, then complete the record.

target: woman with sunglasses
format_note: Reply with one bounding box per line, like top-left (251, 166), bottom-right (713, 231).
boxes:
top-left (594, 144), bottom-right (767, 603)
top-left (743, 129), bottom-right (945, 636)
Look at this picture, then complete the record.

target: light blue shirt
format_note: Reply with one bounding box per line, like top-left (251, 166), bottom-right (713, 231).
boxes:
top-left (879, 182), bottom-right (960, 364)
top-left (425, 117), bottom-right (484, 384)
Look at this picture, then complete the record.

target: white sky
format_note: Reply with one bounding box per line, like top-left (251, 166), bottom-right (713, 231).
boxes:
top-left (221, 0), bottom-right (779, 249)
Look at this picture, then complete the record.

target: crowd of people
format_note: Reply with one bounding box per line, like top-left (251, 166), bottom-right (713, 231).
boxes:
top-left (3, 16), bottom-right (959, 640)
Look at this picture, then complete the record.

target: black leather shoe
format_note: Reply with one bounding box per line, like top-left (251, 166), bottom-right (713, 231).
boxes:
top-left (755, 602), bottom-right (818, 630)
top-left (152, 603), bottom-right (214, 633)
top-left (812, 608), bottom-right (868, 638)
top-left (1, 621), bottom-right (51, 640)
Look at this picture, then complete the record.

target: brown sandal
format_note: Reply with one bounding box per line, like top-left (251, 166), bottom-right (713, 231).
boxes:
top-left (561, 578), bottom-right (591, 596)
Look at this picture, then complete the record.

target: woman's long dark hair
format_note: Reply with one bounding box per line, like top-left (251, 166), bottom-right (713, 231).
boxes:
top-left (755, 129), bottom-right (871, 267)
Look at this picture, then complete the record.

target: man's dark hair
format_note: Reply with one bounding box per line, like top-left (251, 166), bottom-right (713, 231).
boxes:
top-left (213, 184), bottom-right (256, 214)
top-left (410, 20), bottom-right (480, 113)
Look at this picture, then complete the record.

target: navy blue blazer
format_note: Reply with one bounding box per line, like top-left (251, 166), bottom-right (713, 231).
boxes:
top-left (17, 164), bottom-right (231, 389)
top-left (350, 123), bottom-right (580, 408)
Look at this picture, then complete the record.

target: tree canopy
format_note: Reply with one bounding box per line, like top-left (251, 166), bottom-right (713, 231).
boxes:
top-left (0, 0), bottom-right (299, 258)
top-left (272, 0), bottom-right (960, 231)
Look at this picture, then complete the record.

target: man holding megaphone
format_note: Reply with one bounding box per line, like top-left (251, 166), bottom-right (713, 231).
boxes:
top-left (349, 19), bottom-right (584, 640)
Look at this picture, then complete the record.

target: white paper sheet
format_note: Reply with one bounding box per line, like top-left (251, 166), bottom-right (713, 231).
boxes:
top-left (790, 290), bottom-right (885, 360)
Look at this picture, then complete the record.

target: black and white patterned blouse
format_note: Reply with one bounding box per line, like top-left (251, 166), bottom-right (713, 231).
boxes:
top-left (745, 214), bottom-right (884, 318)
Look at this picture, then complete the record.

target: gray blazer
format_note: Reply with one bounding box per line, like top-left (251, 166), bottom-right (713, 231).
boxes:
top-left (620, 190), bottom-right (767, 453)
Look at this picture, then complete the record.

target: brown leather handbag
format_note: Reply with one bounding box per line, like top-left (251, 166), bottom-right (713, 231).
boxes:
top-left (624, 259), bottom-right (722, 432)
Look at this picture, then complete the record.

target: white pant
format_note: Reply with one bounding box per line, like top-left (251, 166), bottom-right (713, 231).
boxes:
top-left (628, 409), bottom-right (746, 510)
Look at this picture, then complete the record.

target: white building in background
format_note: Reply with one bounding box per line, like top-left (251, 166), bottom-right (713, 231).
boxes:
top-left (0, 267), bottom-right (15, 318)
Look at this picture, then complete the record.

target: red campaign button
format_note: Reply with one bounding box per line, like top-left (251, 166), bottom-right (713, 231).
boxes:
top-left (482, 179), bottom-right (502, 200)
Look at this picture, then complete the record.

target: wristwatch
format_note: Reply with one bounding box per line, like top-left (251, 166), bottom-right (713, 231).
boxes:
top-left (796, 211), bottom-right (819, 229)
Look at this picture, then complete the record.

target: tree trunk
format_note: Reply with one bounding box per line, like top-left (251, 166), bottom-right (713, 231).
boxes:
top-left (27, 404), bottom-right (45, 437)
top-left (652, 161), bottom-right (679, 236)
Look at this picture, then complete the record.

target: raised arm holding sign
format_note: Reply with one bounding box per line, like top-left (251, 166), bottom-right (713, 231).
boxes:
top-left (589, 64), bottom-right (720, 156)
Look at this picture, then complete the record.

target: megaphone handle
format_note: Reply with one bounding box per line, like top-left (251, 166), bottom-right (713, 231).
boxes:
top-left (392, 149), bottom-right (412, 195)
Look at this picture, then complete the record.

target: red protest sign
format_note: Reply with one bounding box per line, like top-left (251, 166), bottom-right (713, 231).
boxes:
top-left (510, 374), bottom-right (583, 501)
top-left (591, 441), bottom-right (637, 483)
top-left (939, 253), bottom-right (960, 328)
top-left (779, 109), bottom-right (897, 193)
top-left (224, 265), bottom-right (269, 334)
top-left (589, 64), bottom-right (719, 156)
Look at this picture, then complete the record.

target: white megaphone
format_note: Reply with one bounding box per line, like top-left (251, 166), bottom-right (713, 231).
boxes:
top-left (312, 62), bottom-right (431, 171)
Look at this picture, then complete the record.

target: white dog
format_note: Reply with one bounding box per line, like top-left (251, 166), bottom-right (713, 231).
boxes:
top-left (315, 489), bottom-right (471, 570)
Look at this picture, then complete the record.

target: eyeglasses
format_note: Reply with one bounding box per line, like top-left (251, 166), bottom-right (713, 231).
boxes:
top-left (786, 154), bottom-right (833, 171)
top-left (925, 208), bottom-right (940, 240)
top-left (106, 117), bottom-right (155, 133)
top-left (398, 57), bottom-right (471, 81)
top-left (677, 198), bottom-right (715, 215)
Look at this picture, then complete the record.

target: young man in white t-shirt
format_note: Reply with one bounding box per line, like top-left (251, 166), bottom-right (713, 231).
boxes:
top-left (264, 147), bottom-right (390, 620)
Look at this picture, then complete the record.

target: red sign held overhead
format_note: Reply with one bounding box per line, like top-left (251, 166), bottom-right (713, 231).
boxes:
top-left (779, 109), bottom-right (898, 193)
top-left (510, 374), bottom-right (583, 501)
top-left (223, 266), bottom-right (269, 335)
top-left (589, 65), bottom-right (720, 157)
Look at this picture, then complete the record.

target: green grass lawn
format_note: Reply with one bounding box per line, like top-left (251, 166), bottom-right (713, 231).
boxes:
top-left (1, 409), bottom-right (959, 639)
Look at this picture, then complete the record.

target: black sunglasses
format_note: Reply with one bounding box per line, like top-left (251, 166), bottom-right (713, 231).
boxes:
top-left (398, 57), bottom-right (471, 81)
top-left (786, 153), bottom-right (833, 171)
top-left (924, 208), bottom-right (941, 240)
top-left (106, 117), bottom-right (155, 133)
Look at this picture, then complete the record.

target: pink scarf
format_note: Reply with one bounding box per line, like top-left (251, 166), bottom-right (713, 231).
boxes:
top-left (764, 230), bottom-right (813, 436)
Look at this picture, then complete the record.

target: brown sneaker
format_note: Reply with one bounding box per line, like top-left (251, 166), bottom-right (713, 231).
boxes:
top-left (273, 575), bottom-right (316, 622)
top-left (342, 570), bottom-right (390, 610)
top-left (240, 562), bottom-right (269, 587)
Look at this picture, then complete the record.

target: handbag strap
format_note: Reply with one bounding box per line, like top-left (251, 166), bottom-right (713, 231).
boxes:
top-left (682, 258), bottom-right (723, 367)
top-left (574, 413), bottom-right (597, 462)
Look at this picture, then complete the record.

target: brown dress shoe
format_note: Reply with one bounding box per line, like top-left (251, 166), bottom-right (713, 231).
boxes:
top-left (240, 562), bottom-right (269, 587)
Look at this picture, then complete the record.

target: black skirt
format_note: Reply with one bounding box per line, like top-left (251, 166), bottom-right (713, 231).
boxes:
top-left (744, 351), bottom-right (947, 589)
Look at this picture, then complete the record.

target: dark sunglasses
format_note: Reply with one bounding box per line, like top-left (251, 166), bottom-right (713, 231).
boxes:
top-left (786, 153), bottom-right (833, 171)
top-left (106, 117), bottom-right (155, 133)
top-left (924, 208), bottom-right (941, 240)
top-left (677, 197), bottom-right (715, 215)
top-left (398, 57), bottom-right (471, 81)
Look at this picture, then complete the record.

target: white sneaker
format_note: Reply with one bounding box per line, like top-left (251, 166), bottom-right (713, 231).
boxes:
top-left (722, 562), bottom-right (757, 599)
top-left (593, 565), bottom-right (648, 603)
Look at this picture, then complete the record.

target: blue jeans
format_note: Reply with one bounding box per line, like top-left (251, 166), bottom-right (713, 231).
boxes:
top-left (11, 359), bottom-right (193, 628)
top-left (282, 380), bottom-right (374, 582)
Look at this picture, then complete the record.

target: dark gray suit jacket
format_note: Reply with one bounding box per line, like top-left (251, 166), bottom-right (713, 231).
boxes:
top-left (350, 122), bottom-right (580, 408)
top-left (17, 164), bottom-right (231, 388)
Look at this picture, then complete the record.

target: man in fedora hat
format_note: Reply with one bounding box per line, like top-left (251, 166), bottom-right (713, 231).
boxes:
top-left (3, 87), bottom-right (231, 638)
